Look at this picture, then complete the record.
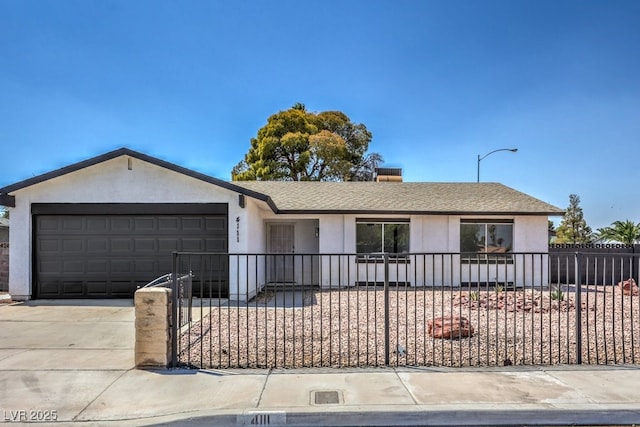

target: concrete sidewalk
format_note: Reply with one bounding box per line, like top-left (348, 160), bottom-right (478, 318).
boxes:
top-left (1, 301), bottom-right (640, 426)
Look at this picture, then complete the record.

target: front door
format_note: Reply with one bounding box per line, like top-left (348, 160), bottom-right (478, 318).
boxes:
top-left (268, 223), bottom-right (295, 283)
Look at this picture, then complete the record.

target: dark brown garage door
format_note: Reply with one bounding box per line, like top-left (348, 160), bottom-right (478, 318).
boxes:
top-left (33, 203), bottom-right (228, 299)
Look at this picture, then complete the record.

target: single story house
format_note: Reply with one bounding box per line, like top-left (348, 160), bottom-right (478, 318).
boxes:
top-left (0, 148), bottom-right (563, 301)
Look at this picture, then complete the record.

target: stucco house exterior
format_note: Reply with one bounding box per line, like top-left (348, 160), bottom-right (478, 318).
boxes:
top-left (0, 148), bottom-right (563, 301)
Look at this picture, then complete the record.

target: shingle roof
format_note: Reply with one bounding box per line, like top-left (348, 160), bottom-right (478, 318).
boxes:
top-left (233, 181), bottom-right (564, 215)
top-left (0, 147), bottom-right (562, 216)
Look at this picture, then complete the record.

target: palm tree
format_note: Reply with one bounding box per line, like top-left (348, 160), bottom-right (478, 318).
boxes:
top-left (596, 220), bottom-right (640, 245)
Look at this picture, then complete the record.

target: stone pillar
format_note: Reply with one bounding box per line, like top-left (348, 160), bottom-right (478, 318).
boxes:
top-left (134, 287), bottom-right (172, 368)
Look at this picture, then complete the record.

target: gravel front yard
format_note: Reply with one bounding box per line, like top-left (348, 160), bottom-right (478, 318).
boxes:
top-left (178, 285), bottom-right (640, 369)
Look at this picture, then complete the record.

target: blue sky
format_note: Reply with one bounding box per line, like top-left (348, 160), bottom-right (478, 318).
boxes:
top-left (1, 0), bottom-right (639, 230)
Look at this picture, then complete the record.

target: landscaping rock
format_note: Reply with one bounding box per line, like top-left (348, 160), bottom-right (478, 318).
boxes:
top-left (427, 315), bottom-right (474, 339)
top-left (619, 278), bottom-right (639, 296)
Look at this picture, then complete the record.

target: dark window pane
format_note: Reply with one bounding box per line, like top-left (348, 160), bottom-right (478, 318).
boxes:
top-left (384, 223), bottom-right (410, 253)
top-left (356, 223), bottom-right (382, 253)
top-left (485, 224), bottom-right (512, 253)
top-left (461, 223), bottom-right (485, 253)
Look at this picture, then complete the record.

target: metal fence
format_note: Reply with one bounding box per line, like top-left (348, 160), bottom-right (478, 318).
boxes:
top-left (171, 252), bottom-right (640, 369)
top-left (142, 272), bottom-right (193, 329)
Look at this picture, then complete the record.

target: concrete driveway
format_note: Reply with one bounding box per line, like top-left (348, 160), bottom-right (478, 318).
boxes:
top-left (0, 300), bottom-right (134, 370)
top-left (0, 300), bottom-right (135, 425)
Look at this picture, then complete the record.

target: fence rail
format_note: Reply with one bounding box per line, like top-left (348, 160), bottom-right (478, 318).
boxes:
top-left (171, 252), bottom-right (640, 369)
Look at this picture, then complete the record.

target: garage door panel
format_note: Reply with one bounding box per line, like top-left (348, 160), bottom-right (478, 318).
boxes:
top-left (39, 260), bottom-right (60, 274)
top-left (87, 260), bottom-right (108, 273)
top-left (38, 217), bottom-right (59, 231)
top-left (111, 239), bottom-right (133, 252)
top-left (35, 211), bottom-right (228, 298)
top-left (134, 217), bottom-right (155, 231)
top-left (110, 281), bottom-right (134, 297)
top-left (62, 218), bottom-right (83, 232)
top-left (159, 218), bottom-right (180, 231)
top-left (158, 259), bottom-right (172, 272)
top-left (86, 281), bottom-right (108, 296)
top-left (158, 238), bottom-right (179, 251)
top-left (205, 238), bottom-right (227, 252)
top-left (63, 281), bottom-right (84, 295)
top-left (39, 239), bottom-right (60, 253)
top-left (110, 218), bottom-right (133, 232)
top-left (182, 217), bottom-right (204, 230)
top-left (134, 238), bottom-right (156, 252)
top-left (38, 281), bottom-right (61, 297)
top-left (134, 259), bottom-right (156, 272)
top-left (206, 217), bottom-right (226, 231)
top-left (87, 238), bottom-right (109, 253)
top-left (62, 239), bottom-right (84, 253)
top-left (110, 259), bottom-right (133, 273)
top-left (87, 218), bottom-right (108, 232)
top-left (63, 260), bottom-right (84, 274)
top-left (182, 238), bottom-right (206, 252)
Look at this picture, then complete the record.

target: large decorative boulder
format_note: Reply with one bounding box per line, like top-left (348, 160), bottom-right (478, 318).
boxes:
top-left (428, 316), bottom-right (474, 339)
top-left (619, 278), bottom-right (639, 296)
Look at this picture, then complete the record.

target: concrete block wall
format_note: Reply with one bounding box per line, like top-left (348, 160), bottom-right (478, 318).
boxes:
top-left (134, 287), bottom-right (172, 368)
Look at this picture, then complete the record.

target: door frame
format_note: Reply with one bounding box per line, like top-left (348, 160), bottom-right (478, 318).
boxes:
top-left (267, 222), bottom-right (295, 283)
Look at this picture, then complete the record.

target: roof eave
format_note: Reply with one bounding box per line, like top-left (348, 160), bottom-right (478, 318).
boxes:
top-left (0, 147), bottom-right (276, 210)
top-left (0, 194), bottom-right (15, 208)
top-left (275, 209), bottom-right (566, 216)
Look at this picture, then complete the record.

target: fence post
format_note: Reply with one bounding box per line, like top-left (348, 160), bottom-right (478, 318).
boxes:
top-left (171, 252), bottom-right (179, 368)
top-left (575, 252), bottom-right (583, 364)
top-left (384, 253), bottom-right (390, 366)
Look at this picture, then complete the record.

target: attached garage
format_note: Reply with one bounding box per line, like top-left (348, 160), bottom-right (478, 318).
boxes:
top-left (33, 203), bottom-right (228, 298)
top-left (0, 148), bottom-right (269, 301)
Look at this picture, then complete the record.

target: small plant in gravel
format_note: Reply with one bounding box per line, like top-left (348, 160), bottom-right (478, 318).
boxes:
top-left (550, 286), bottom-right (564, 301)
top-left (493, 283), bottom-right (504, 294)
top-left (469, 291), bottom-right (480, 302)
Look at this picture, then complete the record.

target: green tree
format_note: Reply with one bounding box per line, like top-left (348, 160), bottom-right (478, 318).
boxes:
top-left (232, 104), bottom-right (382, 181)
top-left (596, 220), bottom-right (640, 245)
top-left (555, 194), bottom-right (593, 244)
top-left (548, 220), bottom-right (556, 243)
top-left (0, 207), bottom-right (8, 219)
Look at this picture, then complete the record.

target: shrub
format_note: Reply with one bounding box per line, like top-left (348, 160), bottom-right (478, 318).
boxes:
top-left (550, 286), bottom-right (564, 301)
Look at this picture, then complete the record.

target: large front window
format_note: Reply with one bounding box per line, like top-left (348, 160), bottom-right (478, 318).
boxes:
top-left (356, 220), bottom-right (410, 254)
top-left (461, 220), bottom-right (513, 257)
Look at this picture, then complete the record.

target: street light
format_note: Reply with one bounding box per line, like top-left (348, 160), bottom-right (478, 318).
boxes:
top-left (477, 148), bottom-right (518, 182)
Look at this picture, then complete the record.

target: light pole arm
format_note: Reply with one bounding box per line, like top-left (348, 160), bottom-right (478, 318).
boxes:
top-left (476, 148), bottom-right (518, 182)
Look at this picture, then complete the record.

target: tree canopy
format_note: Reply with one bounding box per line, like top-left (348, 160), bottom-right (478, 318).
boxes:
top-left (232, 104), bottom-right (382, 181)
top-left (555, 194), bottom-right (593, 244)
top-left (596, 220), bottom-right (640, 245)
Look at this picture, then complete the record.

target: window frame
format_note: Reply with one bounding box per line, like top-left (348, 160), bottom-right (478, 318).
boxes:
top-left (355, 219), bottom-right (410, 262)
top-left (460, 219), bottom-right (514, 263)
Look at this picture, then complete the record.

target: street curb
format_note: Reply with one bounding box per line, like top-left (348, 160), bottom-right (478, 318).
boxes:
top-left (107, 407), bottom-right (640, 426)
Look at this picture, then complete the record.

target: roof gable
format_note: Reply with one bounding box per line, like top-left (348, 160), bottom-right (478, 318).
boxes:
top-left (0, 148), bottom-right (271, 208)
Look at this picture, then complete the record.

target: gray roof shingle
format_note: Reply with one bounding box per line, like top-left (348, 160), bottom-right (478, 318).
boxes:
top-left (0, 147), bottom-right (562, 216)
top-left (233, 181), bottom-right (564, 215)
